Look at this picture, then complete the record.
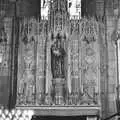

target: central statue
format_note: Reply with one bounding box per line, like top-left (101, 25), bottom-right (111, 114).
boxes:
top-left (51, 33), bottom-right (66, 79)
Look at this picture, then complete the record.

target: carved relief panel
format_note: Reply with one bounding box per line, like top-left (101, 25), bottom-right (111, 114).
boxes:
top-left (16, 17), bottom-right (102, 106)
top-left (15, 11), bottom-right (105, 108)
top-left (80, 19), bottom-right (100, 105)
top-left (69, 18), bottom-right (100, 105)
top-left (14, 0), bottom-right (105, 109)
top-left (17, 18), bottom-right (47, 106)
top-left (17, 18), bottom-right (36, 105)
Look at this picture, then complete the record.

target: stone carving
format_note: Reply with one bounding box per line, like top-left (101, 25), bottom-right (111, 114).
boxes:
top-left (18, 39), bottom-right (36, 105)
top-left (47, 0), bottom-right (69, 105)
top-left (19, 70), bottom-right (35, 105)
top-left (16, 0), bottom-right (103, 107)
top-left (17, 18), bottom-right (36, 105)
top-left (50, 32), bottom-right (67, 105)
top-left (81, 42), bottom-right (99, 105)
top-left (51, 33), bottom-right (66, 78)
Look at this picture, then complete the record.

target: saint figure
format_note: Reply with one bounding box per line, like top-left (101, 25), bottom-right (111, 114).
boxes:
top-left (51, 33), bottom-right (66, 78)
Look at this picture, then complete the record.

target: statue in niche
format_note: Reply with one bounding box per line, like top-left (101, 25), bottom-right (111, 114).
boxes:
top-left (51, 33), bottom-right (66, 78)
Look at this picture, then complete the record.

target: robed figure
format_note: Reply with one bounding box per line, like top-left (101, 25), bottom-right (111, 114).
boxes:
top-left (51, 33), bottom-right (66, 78)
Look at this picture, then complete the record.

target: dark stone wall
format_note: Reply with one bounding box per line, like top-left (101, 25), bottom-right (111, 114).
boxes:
top-left (17, 0), bottom-right (40, 17)
top-left (0, 77), bottom-right (10, 107)
top-left (5, 0), bottom-right (40, 17)
top-left (81, 0), bottom-right (96, 17)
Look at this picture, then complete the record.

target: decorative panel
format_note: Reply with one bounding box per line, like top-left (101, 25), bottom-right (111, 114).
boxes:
top-left (80, 18), bottom-right (100, 105)
top-left (17, 18), bottom-right (36, 105)
top-left (16, 17), bottom-right (104, 107)
top-left (17, 18), bottom-right (47, 106)
top-left (69, 18), bottom-right (100, 105)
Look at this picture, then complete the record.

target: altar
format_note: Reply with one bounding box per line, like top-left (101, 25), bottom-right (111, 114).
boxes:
top-left (16, 106), bottom-right (100, 120)
top-left (32, 116), bottom-right (87, 120)
top-left (16, 106), bottom-right (100, 116)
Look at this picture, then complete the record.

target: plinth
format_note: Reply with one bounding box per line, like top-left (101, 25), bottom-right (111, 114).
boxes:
top-left (52, 78), bottom-right (65, 105)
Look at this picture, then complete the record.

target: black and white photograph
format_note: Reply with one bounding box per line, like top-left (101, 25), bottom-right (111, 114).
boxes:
top-left (0, 0), bottom-right (119, 120)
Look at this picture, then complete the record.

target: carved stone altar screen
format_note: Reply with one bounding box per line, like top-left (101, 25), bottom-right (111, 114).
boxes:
top-left (16, 0), bottom-right (105, 107)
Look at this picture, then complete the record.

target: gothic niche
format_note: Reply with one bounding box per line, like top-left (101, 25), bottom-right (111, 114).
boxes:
top-left (51, 32), bottom-right (66, 105)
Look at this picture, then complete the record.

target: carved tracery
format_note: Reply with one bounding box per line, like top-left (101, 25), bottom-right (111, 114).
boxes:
top-left (16, 0), bottom-right (105, 107)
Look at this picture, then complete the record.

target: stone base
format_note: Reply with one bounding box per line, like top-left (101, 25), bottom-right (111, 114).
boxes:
top-left (52, 78), bottom-right (66, 105)
top-left (55, 96), bottom-right (64, 105)
top-left (52, 78), bottom-right (65, 85)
